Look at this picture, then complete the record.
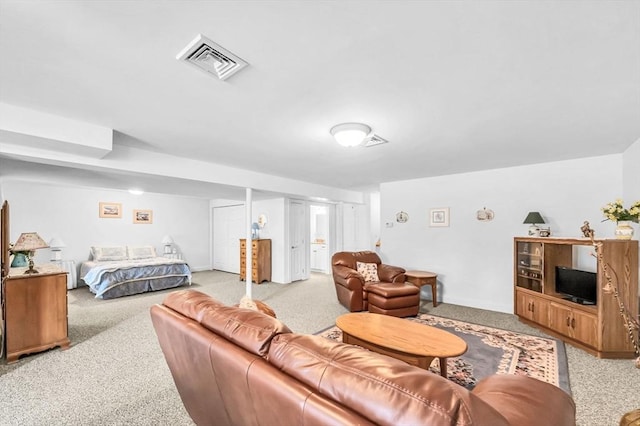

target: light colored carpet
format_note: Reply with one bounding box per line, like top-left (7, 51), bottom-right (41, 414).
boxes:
top-left (0, 270), bottom-right (637, 425)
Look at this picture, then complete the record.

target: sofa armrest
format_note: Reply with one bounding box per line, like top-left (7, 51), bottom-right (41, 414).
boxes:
top-left (377, 264), bottom-right (406, 283)
top-left (472, 375), bottom-right (576, 426)
top-left (332, 265), bottom-right (365, 290)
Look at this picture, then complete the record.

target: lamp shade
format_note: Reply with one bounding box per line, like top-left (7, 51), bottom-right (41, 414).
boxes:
top-left (523, 212), bottom-right (545, 225)
top-left (330, 123), bottom-right (371, 147)
top-left (49, 237), bottom-right (66, 250)
top-left (12, 232), bottom-right (49, 252)
top-left (161, 235), bottom-right (174, 245)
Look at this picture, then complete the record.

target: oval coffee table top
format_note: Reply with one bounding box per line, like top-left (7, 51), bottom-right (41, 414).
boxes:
top-left (336, 312), bottom-right (467, 358)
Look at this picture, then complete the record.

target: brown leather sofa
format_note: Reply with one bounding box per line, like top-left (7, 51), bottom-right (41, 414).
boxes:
top-left (332, 250), bottom-right (420, 316)
top-left (151, 289), bottom-right (576, 426)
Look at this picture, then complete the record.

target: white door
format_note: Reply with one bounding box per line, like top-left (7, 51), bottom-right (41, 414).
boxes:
top-left (212, 205), bottom-right (244, 273)
top-left (290, 200), bottom-right (306, 281)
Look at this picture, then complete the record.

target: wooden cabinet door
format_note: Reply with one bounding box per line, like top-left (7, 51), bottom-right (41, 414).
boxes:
top-left (550, 302), bottom-right (598, 348)
top-left (516, 290), bottom-right (549, 327)
top-left (5, 272), bottom-right (69, 363)
top-left (549, 302), bottom-right (573, 337)
top-left (570, 309), bottom-right (598, 348)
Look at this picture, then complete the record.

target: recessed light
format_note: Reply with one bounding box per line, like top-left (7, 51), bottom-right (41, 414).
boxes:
top-left (128, 189), bottom-right (144, 195)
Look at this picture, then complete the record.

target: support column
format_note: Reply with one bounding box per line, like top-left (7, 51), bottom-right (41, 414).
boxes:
top-left (245, 188), bottom-right (253, 299)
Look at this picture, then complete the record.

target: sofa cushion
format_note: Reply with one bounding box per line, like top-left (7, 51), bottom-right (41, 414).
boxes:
top-left (268, 333), bottom-right (509, 426)
top-left (163, 289), bottom-right (226, 323)
top-left (357, 262), bottom-right (380, 282)
top-left (472, 375), bottom-right (576, 426)
top-left (333, 251), bottom-right (381, 270)
top-left (162, 290), bottom-right (291, 357)
top-left (366, 282), bottom-right (419, 298)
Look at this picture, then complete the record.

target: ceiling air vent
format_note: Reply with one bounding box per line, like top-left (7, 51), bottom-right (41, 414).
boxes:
top-left (363, 134), bottom-right (389, 147)
top-left (176, 34), bottom-right (248, 81)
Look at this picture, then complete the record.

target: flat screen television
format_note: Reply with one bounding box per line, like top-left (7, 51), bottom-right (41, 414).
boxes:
top-left (555, 266), bottom-right (597, 305)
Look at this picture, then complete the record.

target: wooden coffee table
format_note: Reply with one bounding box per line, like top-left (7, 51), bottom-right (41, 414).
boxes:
top-left (336, 312), bottom-right (467, 378)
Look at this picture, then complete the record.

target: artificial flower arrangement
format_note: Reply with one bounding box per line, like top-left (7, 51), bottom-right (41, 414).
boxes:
top-left (601, 199), bottom-right (640, 223)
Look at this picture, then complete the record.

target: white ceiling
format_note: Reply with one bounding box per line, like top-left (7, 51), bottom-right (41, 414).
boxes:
top-left (0, 1), bottom-right (638, 199)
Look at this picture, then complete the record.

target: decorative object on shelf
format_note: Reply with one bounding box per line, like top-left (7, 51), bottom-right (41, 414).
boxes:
top-left (538, 228), bottom-right (551, 237)
top-left (330, 122), bottom-right (371, 147)
top-left (251, 222), bottom-right (260, 239)
top-left (614, 221), bottom-right (635, 240)
top-left (11, 232), bottom-right (49, 274)
top-left (257, 213), bottom-right (268, 228)
top-left (396, 211), bottom-right (409, 223)
top-left (429, 207), bottom-right (450, 227)
top-left (580, 221), bottom-right (594, 238)
top-left (133, 209), bottom-right (153, 224)
top-left (523, 212), bottom-right (545, 236)
top-left (99, 202), bottom-right (122, 218)
top-left (588, 233), bottom-right (640, 367)
top-left (601, 199), bottom-right (639, 240)
top-left (161, 235), bottom-right (174, 254)
top-left (580, 221), bottom-right (595, 238)
top-left (476, 207), bottom-right (494, 221)
top-left (48, 237), bottom-right (66, 261)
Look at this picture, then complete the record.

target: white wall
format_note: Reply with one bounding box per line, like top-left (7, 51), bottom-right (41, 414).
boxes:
top-left (622, 138), bottom-right (640, 284)
top-left (210, 197), bottom-right (289, 283)
top-left (1, 180), bottom-right (211, 271)
top-left (379, 155), bottom-right (623, 313)
top-left (252, 198), bottom-right (286, 283)
top-left (623, 138), bottom-right (640, 204)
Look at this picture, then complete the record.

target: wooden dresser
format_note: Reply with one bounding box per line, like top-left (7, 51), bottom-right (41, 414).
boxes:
top-left (240, 239), bottom-right (271, 284)
top-left (5, 265), bottom-right (70, 363)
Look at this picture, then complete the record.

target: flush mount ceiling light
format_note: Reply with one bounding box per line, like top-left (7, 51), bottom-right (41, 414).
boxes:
top-left (330, 123), bottom-right (372, 147)
top-left (176, 34), bottom-right (248, 81)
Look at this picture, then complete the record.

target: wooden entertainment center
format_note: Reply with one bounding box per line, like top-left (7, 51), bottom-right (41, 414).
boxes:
top-left (514, 237), bottom-right (638, 358)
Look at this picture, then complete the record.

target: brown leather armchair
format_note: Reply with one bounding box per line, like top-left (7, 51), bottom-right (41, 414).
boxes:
top-left (332, 251), bottom-right (420, 317)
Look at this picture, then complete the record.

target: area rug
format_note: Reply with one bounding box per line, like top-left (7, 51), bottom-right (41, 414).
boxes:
top-left (316, 313), bottom-right (571, 394)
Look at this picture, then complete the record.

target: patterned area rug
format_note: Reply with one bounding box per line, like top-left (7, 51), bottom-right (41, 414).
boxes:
top-left (317, 313), bottom-right (571, 394)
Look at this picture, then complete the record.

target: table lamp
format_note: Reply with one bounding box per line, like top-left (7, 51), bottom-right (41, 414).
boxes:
top-left (49, 237), bottom-right (66, 261)
top-left (523, 212), bottom-right (545, 236)
top-left (12, 232), bottom-right (49, 274)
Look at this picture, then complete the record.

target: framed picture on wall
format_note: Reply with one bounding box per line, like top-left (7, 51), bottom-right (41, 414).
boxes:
top-left (429, 207), bottom-right (450, 227)
top-left (99, 202), bottom-right (122, 218)
top-left (133, 209), bottom-right (153, 224)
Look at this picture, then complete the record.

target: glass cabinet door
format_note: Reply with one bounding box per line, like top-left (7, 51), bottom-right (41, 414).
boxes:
top-left (516, 241), bottom-right (543, 292)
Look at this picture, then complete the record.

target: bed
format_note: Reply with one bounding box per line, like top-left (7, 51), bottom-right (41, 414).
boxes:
top-left (80, 245), bottom-right (191, 299)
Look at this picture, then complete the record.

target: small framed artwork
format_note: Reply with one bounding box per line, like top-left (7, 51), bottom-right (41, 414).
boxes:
top-left (133, 209), bottom-right (153, 224)
top-left (429, 207), bottom-right (450, 227)
top-left (99, 202), bottom-right (122, 218)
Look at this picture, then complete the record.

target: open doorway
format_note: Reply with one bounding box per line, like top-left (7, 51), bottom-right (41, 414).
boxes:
top-left (310, 203), bottom-right (331, 273)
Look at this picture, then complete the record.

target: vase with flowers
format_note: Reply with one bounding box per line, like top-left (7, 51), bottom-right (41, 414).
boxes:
top-left (601, 199), bottom-right (640, 240)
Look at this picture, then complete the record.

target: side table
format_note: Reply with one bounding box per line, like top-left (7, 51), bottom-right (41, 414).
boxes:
top-left (404, 270), bottom-right (439, 307)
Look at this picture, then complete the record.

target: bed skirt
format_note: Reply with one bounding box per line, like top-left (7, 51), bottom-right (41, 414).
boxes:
top-left (89, 275), bottom-right (191, 299)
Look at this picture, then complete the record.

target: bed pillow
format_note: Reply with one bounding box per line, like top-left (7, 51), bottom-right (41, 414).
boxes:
top-left (91, 246), bottom-right (128, 262)
top-left (356, 261), bottom-right (380, 282)
top-left (127, 245), bottom-right (157, 260)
